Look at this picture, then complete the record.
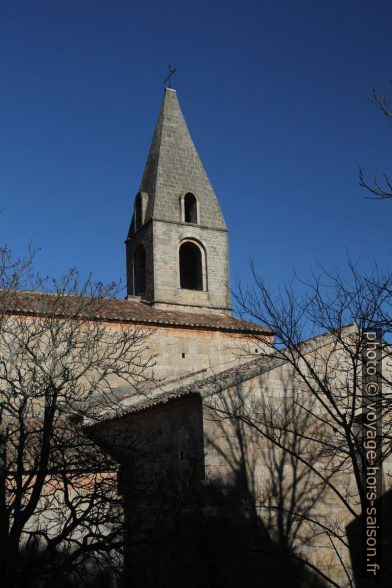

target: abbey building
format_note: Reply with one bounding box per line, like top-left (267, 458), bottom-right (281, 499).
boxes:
top-left (87, 88), bottom-right (362, 586)
top-left (117, 88), bottom-right (271, 382)
top-left (4, 84), bottom-right (391, 587)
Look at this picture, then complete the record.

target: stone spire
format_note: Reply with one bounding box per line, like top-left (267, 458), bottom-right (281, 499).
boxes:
top-left (126, 88), bottom-right (231, 314)
top-left (138, 88), bottom-right (226, 230)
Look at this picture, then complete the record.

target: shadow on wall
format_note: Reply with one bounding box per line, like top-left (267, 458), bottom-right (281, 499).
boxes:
top-left (13, 541), bottom-right (117, 588)
top-left (114, 366), bottom-right (392, 587)
top-left (123, 476), bottom-right (327, 588)
top-left (346, 488), bottom-right (392, 588)
top-left (120, 382), bottom-right (330, 587)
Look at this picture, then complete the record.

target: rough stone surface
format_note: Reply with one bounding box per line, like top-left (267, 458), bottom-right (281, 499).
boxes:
top-left (91, 328), bottom-right (391, 587)
top-left (8, 290), bottom-right (267, 333)
top-left (126, 88), bottom-right (231, 313)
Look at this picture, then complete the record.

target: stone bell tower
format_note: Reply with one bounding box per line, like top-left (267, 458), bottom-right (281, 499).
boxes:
top-left (126, 88), bottom-right (231, 314)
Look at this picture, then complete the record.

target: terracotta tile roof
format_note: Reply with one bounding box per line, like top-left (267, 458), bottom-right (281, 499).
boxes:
top-left (5, 290), bottom-right (270, 335)
top-left (84, 354), bottom-right (282, 432)
top-left (103, 354), bottom-right (281, 420)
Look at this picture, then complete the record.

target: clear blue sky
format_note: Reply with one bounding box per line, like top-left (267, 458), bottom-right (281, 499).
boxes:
top-left (1, 0), bottom-right (391, 302)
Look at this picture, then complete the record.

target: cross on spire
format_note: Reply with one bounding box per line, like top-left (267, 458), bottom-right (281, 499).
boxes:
top-left (164, 64), bottom-right (176, 88)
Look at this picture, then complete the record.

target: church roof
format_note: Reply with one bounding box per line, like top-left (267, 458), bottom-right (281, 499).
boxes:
top-left (135, 88), bottom-right (226, 230)
top-left (5, 290), bottom-right (269, 334)
top-left (100, 353), bottom-right (283, 420)
top-left (94, 325), bottom-right (357, 421)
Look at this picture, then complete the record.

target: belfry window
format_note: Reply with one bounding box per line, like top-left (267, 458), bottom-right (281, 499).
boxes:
top-left (184, 193), bottom-right (197, 224)
top-left (179, 241), bottom-right (203, 291)
top-left (135, 193), bottom-right (142, 230)
top-left (134, 244), bottom-right (146, 295)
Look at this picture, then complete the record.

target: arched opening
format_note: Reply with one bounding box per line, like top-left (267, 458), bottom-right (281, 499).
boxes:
top-left (135, 193), bottom-right (142, 230)
top-left (134, 244), bottom-right (146, 295)
top-left (179, 241), bottom-right (203, 290)
top-left (184, 193), bottom-right (197, 224)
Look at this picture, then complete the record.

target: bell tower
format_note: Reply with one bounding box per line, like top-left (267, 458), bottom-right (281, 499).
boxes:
top-left (126, 88), bottom-right (231, 314)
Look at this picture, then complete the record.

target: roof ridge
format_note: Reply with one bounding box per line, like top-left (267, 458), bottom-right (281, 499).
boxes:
top-left (4, 290), bottom-right (271, 334)
top-left (99, 324), bottom-right (357, 420)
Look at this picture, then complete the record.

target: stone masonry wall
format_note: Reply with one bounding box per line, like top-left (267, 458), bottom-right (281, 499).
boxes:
top-left (152, 219), bottom-right (230, 312)
top-left (140, 325), bottom-right (270, 382)
top-left (200, 361), bottom-right (369, 586)
top-left (126, 223), bottom-right (154, 299)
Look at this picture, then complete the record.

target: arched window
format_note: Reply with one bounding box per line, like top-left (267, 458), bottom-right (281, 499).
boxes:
top-left (179, 241), bottom-right (203, 290)
top-left (135, 193), bottom-right (142, 230)
top-left (184, 193), bottom-right (197, 224)
top-left (134, 244), bottom-right (146, 295)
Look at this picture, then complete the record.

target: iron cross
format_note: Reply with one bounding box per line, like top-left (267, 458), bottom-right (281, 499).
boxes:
top-left (164, 65), bottom-right (176, 88)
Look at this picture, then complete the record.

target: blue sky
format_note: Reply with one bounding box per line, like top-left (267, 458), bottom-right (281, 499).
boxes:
top-left (1, 0), bottom-right (391, 303)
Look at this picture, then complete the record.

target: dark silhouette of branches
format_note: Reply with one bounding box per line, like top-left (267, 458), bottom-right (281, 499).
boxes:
top-left (229, 260), bottom-right (392, 585)
top-left (370, 85), bottom-right (392, 119)
top-left (0, 250), bottom-right (155, 587)
top-left (359, 82), bottom-right (392, 200)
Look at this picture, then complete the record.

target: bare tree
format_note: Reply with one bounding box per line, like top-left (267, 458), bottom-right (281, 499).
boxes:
top-left (0, 249), bottom-right (155, 587)
top-left (213, 261), bottom-right (392, 585)
top-left (203, 381), bottom-right (337, 586)
top-left (359, 83), bottom-right (392, 200)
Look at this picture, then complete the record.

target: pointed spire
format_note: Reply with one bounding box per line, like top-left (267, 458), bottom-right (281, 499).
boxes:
top-left (139, 88), bottom-right (226, 229)
top-left (126, 89), bottom-right (231, 313)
